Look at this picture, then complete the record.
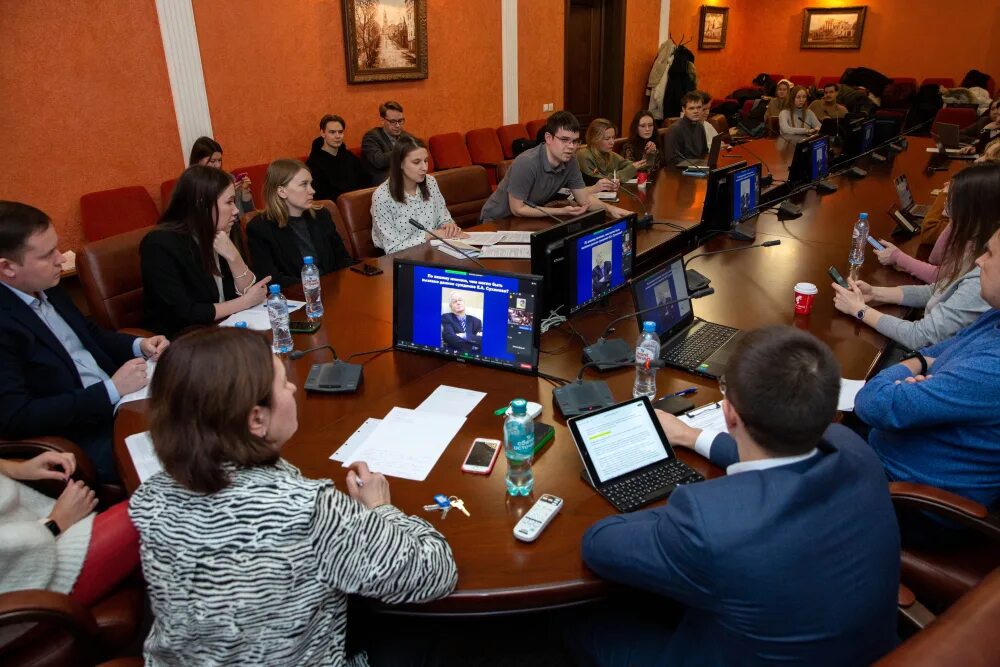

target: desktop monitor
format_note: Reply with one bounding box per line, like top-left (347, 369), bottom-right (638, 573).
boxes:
top-left (565, 215), bottom-right (637, 314)
top-left (789, 135), bottom-right (830, 184)
top-left (629, 255), bottom-right (694, 343)
top-left (529, 209), bottom-right (609, 314)
top-left (839, 118), bottom-right (876, 163)
top-left (729, 162), bottom-right (762, 223)
top-left (392, 259), bottom-right (543, 374)
top-left (699, 160), bottom-right (750, 233)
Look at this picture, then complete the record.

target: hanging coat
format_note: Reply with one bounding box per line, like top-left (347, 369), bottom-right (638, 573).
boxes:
top-left (663, 45), bottom-right (696, 118)
top-left (646, 40), bottom-right (675, 120)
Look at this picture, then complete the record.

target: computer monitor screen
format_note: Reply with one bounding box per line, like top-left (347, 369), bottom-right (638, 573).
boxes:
top-left (393, 260), bottom-right (542, 374)
top-left (699, 160), bottom-right (749, 233)
top-left (629, 256), bottom-right (694, 342)
top-left (810, 136), bottom-right (830, 180)
top-left (859, 119), bottom-right (875, 153)
top-left (529, 209), bottom-right (608, 314)
top-left (566, 215), bottom-right (636, 313)
top-left (730, 163), bottom-right (761, 224)
top-left (894, 174), bottom-right (914, 210)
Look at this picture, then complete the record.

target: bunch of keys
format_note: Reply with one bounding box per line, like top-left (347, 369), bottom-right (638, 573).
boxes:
top-left (423, 494), bottom-right (470, 519)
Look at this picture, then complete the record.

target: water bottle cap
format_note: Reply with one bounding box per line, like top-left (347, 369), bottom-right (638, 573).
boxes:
top-left (303, 256), bottom-right (314, 265)
top-left (234, 321), bottom-right (248, 328)
top-left (859, 212), bottom-right (869, 220)
top-left (510, 398), bottom-right (527, 415)
top-left (642, 321), bottom-right (656, 333)
top-left (268, 284), bottom-right (280, 294)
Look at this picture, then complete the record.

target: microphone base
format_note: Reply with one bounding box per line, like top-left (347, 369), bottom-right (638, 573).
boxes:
top-left (846, 166), bottom-right (867, 179)
top-left (777, 200), bottom-right (803, 219)
top-left (304, 361), bottom-right (363, 394)
top-left (728, 220), bottom-right (757, 242)
top-left (581, 339), bottom-right (635, 371)
top-left (760, 173), bottom-right (774, 188)
top-left (685, 268), bottom-right (711, 292)
top-left (870, 152), bottom-right (888, 163)
top-left (815, 179), bottom-right (838, 194)
top-left (552, 380), bottom-right (617, 418)
top-left (635, 213), bottom-right (654, 230)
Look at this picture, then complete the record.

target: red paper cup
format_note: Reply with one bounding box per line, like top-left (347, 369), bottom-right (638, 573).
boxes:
top-left (793, 282), bottom-right (818, 315)
top-left (637, 172), bottom-right (648, 184)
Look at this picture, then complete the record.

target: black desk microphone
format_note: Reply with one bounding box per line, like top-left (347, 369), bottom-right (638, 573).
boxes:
top-left (407, 218), bottom-right (487, 269)
top-left (683, 240), bottom-right (781, 291)
top-left (552, 358), bottom-right (669, 417)
top-left (291, 345), bottom-right (363, 394)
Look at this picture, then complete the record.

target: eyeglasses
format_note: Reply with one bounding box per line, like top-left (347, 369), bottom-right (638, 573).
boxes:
top-left (552, 134), bottom-right (581, 146)
top-left (385, 118), bottom-right (406, 126)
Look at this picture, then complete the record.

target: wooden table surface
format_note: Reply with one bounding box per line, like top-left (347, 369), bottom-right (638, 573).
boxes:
top-left (114, 137), bottom-right (958, 615)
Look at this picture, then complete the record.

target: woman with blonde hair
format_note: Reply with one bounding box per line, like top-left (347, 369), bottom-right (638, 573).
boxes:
top-left (765, 79), bottom-right (793, 118)
top-left (246, 159), bottom-right (355, 289)
top-left (577, 118), bottom-right (638, 187)
top-left (778, 86), bottom-right (821, 140)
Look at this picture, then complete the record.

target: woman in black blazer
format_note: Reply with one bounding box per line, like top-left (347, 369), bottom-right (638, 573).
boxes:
top-left (246, 159), bottom-right (355, 288)
top-left (141, 166), bottom-right (271, 338)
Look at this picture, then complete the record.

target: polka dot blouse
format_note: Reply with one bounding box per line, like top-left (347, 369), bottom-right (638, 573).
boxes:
top-left (371, 175), bottom-right (454, 255)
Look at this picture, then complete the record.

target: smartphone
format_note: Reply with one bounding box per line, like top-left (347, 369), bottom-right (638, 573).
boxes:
top-left (350, 263), bottom-right (384, 277)
top-left (289, 319), bottom-right (321, 334)
top-left (866, 236), bottom-right (886, 252)
top-left (828, 266), bottom-right (849, 289)
top-left (461, 438), bottom-right (501, 475)
top-left (232, 171), bottom-right (249, 182)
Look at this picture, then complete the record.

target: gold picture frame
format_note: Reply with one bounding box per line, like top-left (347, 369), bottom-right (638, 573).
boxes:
top-left (342, 0), bottom-right (428, 83)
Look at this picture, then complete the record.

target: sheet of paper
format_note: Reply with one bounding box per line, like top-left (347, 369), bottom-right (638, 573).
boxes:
top-left (435, 244), bottom-right (481, 261)
top-left (498, 230), bottom-right (533, 244)
top-left (219, 300), bottom-right (306, 331)
top-left (838, 379), bottom-right (866, 412)
top-left (594, 192), bottom-right (619, 201)
top-left (417, 385), bottom-right (487, 418)
top-left (479, 244), bottom-right (531, 259)
top-left (343, 407), bottom-right (465, 481)
top-left (115, 360), bottom-right (156, 412)
top-left (330, 417), bottom-right (382, 462)
top-left (678, 402), bottom-right (728, 432)
top-left (124, 431), bottom-right (163, 483)
top-left (461, 232), bottom-right (505, 246)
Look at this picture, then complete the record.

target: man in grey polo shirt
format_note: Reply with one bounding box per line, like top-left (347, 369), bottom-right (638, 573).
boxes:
top-left (480, 111), bottom-right (631, 222)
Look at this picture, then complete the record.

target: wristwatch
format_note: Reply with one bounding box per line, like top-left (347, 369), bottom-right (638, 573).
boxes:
top-left (42, 518), bottom-right (61, 537)
top-left (856, 306), bottom-right (869, 320)
top-left (901, 350), bottom-right (929, 376)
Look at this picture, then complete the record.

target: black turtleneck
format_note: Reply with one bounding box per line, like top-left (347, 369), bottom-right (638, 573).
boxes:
top-left (306, 137), bottom-right (367, 201)
top-left (660, 117), bottom-right (708, 167)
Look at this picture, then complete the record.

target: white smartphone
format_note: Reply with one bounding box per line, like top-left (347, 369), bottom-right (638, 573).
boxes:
top-left (461, 438), bottom-right (501, 475)
top-left (866, 235), bottom-right (886, 252)
top-left (513, 494), bottom-right (563, 542)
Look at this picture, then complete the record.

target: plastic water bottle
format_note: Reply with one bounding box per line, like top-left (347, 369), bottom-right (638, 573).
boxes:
top-left (848, 212), bottom-right (870, 271)
top-left (632, 321), bottom-right (660, 399)
top-left (267, 284), bottom-right (293, 354)
top-left (504, 398), bottom-right (535, 496)
top-left (301, 256), bottom-right (324, 320)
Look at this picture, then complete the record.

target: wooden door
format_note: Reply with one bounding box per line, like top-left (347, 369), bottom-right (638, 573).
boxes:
top-left (564, 0), bottom-right (625, 131)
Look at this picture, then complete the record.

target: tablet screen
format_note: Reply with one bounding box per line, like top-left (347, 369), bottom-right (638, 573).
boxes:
top-left (570, 398), bottom-right (672, 484)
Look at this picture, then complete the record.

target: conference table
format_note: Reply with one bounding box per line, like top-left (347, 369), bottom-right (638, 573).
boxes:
top-left (114, 136), bottom-right (959, 616)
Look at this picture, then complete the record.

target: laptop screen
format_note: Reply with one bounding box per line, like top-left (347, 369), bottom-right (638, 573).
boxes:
top-left (810, 135), bottom-right (830, 180)
top-left (629, 256), bottom-right (693, 342)
top-left (569, 398), bottom-right (673, 484)
top-left (567, 215), bottom-right (636, 313)
top-left (894, 174), bottom-right (914, 210)
top-left (860, 119), bottom-right (876, 153)
top-left (730, 163), bottom-right (761, 224)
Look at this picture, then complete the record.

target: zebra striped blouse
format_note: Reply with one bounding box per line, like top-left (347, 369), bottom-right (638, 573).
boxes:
top-left (129, 459), bottom-right (458, 666)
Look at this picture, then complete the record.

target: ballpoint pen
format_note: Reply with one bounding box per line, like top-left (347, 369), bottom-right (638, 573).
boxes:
top-left (655, 387), bottom-right (698, 401)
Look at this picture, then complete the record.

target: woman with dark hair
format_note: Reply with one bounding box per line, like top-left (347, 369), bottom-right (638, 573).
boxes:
top-left (246, 159), bottom-right (355, 289)
top-left (140, 165), bottom-right (270, 337)
top-left (960, 97), bottom-right (1000, 147)
top-left (371, 136), bottom-right (465, 254)
top-left (621, 109), bottom-right (662, 174)
top-left (188, 136), bottom-right (254, 214)
top-left (832, 162), bottom-right (1000, 348)
top-left (129, 327), bottom-right (457, 665)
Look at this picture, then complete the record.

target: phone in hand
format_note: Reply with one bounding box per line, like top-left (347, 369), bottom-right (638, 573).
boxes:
top-left (350, 263), bottom-right (383, 277)
top-left (866, 236), bottom-right (886, 252)
top-left (232, 171), bottom-right (249, 183)
top-left (461, 438), bottom-right (501, 475)
top-left (828, 266), bottom-right (850, 289)
top-left (289, 319), bottom-right (321, 334)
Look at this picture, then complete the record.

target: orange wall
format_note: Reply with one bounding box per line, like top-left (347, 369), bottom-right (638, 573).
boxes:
top-left (622, 0), bottom-right (662, 130)
top-left (671, 0), bottom-right (998, 102)
top-left (193, 0), bottom-right (503, 170)
top-left (0, 1), bottom-right (181, 252)
top-left (518, 0), bottom-right (564, 123)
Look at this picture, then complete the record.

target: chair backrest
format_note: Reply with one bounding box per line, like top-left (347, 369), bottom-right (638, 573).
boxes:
top-left (336, 187), bottom-right (379, 259)
top-left (789, 75), bottom-right (815, 88)
top-left (79, 186), bottom-right (159, 242)
top-left (740, 99), bottom-right (755, 118)
top-left (496, 124), bottom-right (529, 159)
top-left (77, 226), bottom-right (150, 330)
top-left (934, 107), bottom-right (978, 129)
top-left (159, 178), bottom-right (178, 210)
top-left (230, 162), bottom-right (269, 209)
top-left (434, 166), bottom-right (491, 228)
top-left (428, 133), bottom-right (472, 170)
top-left (465, 129), bottom-right (505, 186)
top-left (922, 77), bottom-right (956, 89)
top-left (612, 137), bottom-right (628, 156)
top-left (765, 115), bottom-right (780, 137)
top-left (524, 118), bottom-right (548, 139)
top-left (891, 76), bottom-right (918, 87)
top-left (708, 114), bottom-right (729, 135)
top-left (768, 73), bottom-right (786, 85)
top-left (496, 159), bottom-right (515, 184)
top-left (663, 117), bottom-right (679, 129)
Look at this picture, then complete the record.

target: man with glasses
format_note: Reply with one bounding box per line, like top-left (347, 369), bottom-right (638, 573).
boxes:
top-left (362, 100), bottom-right (411, 184)
top-left (480, 110), bottom-right (631, 221)
top-left (573, 326), bottom-right (899, 666)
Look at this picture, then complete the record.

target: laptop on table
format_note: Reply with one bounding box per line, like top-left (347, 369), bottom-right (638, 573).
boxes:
top-left (931, 123), bottom-right (977, 159)
top-left (569, 397), bottom-right (704, 512)
top-left (630, 256), bottom-right (744, 380)
top-left (894, 174), bottom-right (930, 219)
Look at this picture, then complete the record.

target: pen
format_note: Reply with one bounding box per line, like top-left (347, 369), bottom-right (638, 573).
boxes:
top-left (686, 402), bottom-right (722, 418)
top-left (656, 387), bottom-right (698, 401)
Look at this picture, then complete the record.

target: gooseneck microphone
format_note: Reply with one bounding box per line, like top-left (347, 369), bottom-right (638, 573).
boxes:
top-left (613, 183), bottom-right (654, 229)
top-left (408, 218), bottom-right (487, 269)
top-left (727, 137), bottom-right (777, 187)
top-left (523, 200), bottom-right (577, 225)
top-left (291, 345), bottom-right (364, 394)
top-left (683, 240), bottom-right (782, 291)
top-left (289, 344), bottom-right (338, 361)
top-left (582, 288), bottom-right (715, 370)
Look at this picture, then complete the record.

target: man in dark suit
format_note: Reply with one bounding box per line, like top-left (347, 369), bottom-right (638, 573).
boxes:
top-left (591, 255), bottom-right (611, 295)
top-left (0, 202), bottom-right (168, 481)
top-left (361, 101), bottom-right (413, 185)
top-left (440, 291), bottom-right (482, 354)
top-left (575, 326), bottom-right (900, 666)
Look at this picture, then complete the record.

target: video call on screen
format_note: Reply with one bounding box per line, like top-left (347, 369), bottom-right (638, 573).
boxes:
top-left (730, 167), bottom-right (759, 223)
top-left (572, 219), bottom-right (633, 311)
top-left (634, 260), bottom-right (691, 337)
top-left (811, 137), bottom-right (829, 179)
top-left (396, 264), bottom-right (538, 371)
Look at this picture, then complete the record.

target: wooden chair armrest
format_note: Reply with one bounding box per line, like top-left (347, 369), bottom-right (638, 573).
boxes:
top-left (897, 582), bottom-right (936, 631)
top-left (118, 327), bottom-right (154, 338)
top-left (889, 482), bottom-right (1000, 537)
top-left (0, 589), bottom-right (101, 639)
top-left (0, 436), bottom-right (99, 489)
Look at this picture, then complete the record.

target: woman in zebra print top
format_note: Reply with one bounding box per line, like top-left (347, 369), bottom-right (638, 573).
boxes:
top-left (129, 327), bottom-right (457, 666)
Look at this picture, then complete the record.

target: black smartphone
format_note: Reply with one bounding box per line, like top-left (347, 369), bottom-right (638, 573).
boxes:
top-left (828, 266), bottom-right (849, 289)
top-left (289, 320), bottom-right (321, 334)
top-left (350, 263), bottom-right (383, 277)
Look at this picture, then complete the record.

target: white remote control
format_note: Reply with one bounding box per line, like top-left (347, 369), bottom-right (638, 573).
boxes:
top-left (513, 494), bottom-right (563, 542)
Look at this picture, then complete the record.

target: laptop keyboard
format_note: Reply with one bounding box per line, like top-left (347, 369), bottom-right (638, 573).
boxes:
top-left (663, 321), bottom-right (739, 368)
top-left (602, 460), bottom-right (704, 512)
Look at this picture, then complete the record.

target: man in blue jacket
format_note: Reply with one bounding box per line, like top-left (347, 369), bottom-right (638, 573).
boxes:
top-left (578, 326), bottom-right (899, 666)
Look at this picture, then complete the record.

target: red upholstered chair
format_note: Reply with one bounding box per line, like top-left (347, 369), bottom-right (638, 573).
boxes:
top-left (464, 129), bottom-right (505, 185)
top-left (922, 77), bottom-right (955, 89)
top-left (79, 187), bottom-right (159, 242)
top-left (524, 118), bottom-right (548, 139)
top-left (986, 77), bottom-right (996, 97)
top-left (159, 178), bottom-right (178, 209)
top-left (496, 123), bottom-right (529, 159)
top-left (77, 226), bottom-right (149, 331)
top-left (740, 99), bottom-right (754, 119)
top-left (495, 159), bottom-right (515, 183)
top-left (230, 162), bottom-right (269, 210)
top-left (768, 73), bottom-right (785, 85)
top-left (428, 133), bottom-right (472, 171)
top-left (434, 166), bottom-right (492, 228)
top-left (933, 107), bottom-right (978, 130)
top-left (662, 117), bottom-right (679, 129)
top-left (817, 76), bottom-right (841, 89)
top-left (612, 137), bottom-right (627, 156)
top-left (789, 75), bottom-right (815, 88)
top-left (336, 187), bottom-right (379, 259)
top-left (708, 114), bottom-right (729, 135)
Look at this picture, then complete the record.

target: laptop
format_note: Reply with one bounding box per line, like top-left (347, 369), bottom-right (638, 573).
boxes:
top-left (894, 174), bottom-right (930, 219)
top-left (679, 133), bottom-right (726, 171)
top-left (630, 256), bottom-right (744, 379)
top-left (568, 397), bottom-right (704, 512)
top-left (931, 123), bottom-right (977, 159)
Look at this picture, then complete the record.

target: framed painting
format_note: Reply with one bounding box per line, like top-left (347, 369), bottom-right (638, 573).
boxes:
top-left (801, 6), bottom-right (867, 49)
top-left (342, 0), bottom-right (428, 83)
top-left (698, 6), bottom-right (729, 50)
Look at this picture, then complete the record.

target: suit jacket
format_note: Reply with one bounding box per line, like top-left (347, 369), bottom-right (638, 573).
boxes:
top-left (592, 261), bottom-right (611, 292)
top-left (0, 284), bottom-right (136, 440)
top-left (582, 424), bottom-right (900, 666)
top-left (361, 127), bottom-right (413, 184)
top-left (440, 312), bottom-right (482, 353)
top-left (246, 208), bottom-right (355, 289)
top-left (140, 228), bottom-right (238, 338)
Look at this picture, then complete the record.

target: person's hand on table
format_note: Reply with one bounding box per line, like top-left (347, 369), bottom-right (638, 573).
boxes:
top-left (831, 279), bottom-right (872, 316)
top-left (346, 461), bottom-right (391, 509)
top-left (111, 358), bottom-right (149, 396)
top-left (606, 204), bottom-right (632, 219)
top-left (655, 410), bottom-right (700, 449)
top-left (960, 145), bottom-right (977, 155)
top-left (435, 222), bottom-right (467, 239)
top-left (5, 451), bottom-right (76, 482)
top-left (557, 204), bottom-right (589, 217)
top-left (139, 335), bottom-right (169, 360)
top-left (873, 240), bottom-right (899, 266)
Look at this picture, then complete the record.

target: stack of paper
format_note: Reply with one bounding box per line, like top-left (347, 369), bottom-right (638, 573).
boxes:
top-left (220, 300), bottom-right (306, 330)
top-left (479, 245), bottom-right (531, 259)
top-left (838, 379), bottom-right (866, 412)
top-left (124, 431), bottom-right (163, 483)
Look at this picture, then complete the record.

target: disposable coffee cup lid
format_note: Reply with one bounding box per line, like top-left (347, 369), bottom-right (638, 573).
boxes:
top-left (794, 282), bottom-right (818, 295)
